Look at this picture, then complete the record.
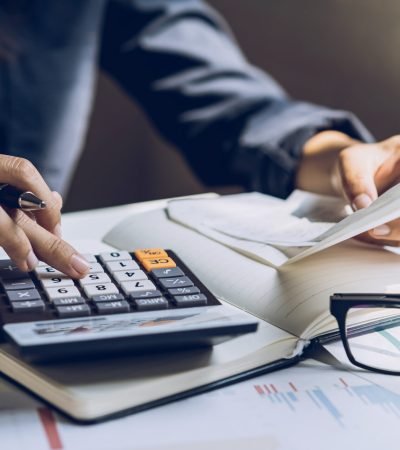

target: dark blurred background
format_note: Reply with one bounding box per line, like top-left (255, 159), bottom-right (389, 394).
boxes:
top-left (64, 0), bottom-right (400, 212)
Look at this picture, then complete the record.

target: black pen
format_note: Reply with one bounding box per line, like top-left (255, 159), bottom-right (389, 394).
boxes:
top-left (0, 183), bottom-right (46, 211)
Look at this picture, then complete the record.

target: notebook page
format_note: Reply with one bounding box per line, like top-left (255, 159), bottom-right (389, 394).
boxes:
top-left (103, 208), bottom-right (400, 338)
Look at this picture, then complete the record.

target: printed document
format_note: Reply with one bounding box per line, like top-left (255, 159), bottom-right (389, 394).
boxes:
top-left (167, 184), bottom-right (400, 267)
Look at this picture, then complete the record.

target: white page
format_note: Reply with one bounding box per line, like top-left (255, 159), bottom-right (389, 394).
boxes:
top-left (167, 193), bottom-right (338, 267)
top-left (205, 191), bottom-right (349, 247)
top-left (169, 191), bottom-right (340, 247)
top-left (286, 182), bottom-right (400, 265)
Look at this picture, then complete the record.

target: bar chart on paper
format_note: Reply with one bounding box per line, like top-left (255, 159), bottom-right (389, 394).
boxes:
top-left (252, 368), bottom-right (400, 428)
top-left (1, 360), bottom-right (399, 450)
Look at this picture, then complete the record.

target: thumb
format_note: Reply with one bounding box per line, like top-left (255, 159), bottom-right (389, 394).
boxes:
top-left (338, 147), bottom-right (379, 210)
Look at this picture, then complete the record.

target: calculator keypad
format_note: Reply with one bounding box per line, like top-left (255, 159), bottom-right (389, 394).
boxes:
top-left (0, 249), bottom-right (220, 324)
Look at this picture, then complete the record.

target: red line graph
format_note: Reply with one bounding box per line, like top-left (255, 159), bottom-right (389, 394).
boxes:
top-left (37, 407), bottom-right (63, 450)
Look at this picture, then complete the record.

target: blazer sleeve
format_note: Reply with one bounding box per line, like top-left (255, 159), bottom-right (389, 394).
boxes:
top-left (100, 0), bottom-right (373, 198)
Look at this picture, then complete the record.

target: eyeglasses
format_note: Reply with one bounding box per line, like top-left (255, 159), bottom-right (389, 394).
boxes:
top-left (330, 294), bottom-right (400, 375)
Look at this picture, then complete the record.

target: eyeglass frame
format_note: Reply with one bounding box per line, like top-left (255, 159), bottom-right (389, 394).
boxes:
top-left (330, 293), bottom-right (400, 376)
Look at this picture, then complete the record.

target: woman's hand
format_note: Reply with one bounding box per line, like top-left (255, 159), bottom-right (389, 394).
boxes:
top-left (296, 131), bottom-right (400, 246)
top-left (0, 155), bottom-right (90, 276)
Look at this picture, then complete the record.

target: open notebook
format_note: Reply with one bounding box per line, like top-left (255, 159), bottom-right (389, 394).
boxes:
top-left (0, 188), bottom-right (399, 422)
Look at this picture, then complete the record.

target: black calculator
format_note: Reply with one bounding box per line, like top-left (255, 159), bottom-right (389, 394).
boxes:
top-left (0, 248), bottom-right (258, 361)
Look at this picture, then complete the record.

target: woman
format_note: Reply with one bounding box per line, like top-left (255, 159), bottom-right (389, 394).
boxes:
top-left (0, 0), bottom-right (399, 277)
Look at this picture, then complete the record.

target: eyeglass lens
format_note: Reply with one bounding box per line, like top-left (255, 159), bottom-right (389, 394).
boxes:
top-left (345, 306), bottom-right (400, 373)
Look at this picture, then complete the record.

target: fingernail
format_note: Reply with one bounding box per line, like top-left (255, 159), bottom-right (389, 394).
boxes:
top-left (372, 225), bottom-right (391, 236)
top-left (70, 254), bottom-right (90, 274)
top-left (53, 223), bottom-right (62, 239)
top-left (26, 250), bottom-right (39, 271)
top-left (352, 194), bottom-right (373, 211)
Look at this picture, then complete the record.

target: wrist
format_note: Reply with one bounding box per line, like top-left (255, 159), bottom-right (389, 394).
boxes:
top-left (296, 130), bottom-right (359, 196)
top-left (303, 130), bottom-right (358, 155)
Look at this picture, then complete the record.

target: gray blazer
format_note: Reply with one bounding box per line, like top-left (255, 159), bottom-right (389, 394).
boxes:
top-left (0, 0), bottom-right (373, 197)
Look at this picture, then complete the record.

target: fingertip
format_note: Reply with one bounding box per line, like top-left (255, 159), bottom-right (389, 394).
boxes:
top-left (352, 193), bottom-right (373, 211)
top-left (12, 249), bottom-right (39, 272)
top-left (370, 224), bottom-right (391, 238)
top-left (70, 254), bottom-right (90, 278)
top-left (26, 250), bottom-right (39, 271)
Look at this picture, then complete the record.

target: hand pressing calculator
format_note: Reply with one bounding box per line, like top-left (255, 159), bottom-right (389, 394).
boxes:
top-left (0, 248), bottom-right (258, 361)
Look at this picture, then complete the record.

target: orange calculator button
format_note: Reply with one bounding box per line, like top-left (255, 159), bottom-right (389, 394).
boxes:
top-left (142, 257), bottom-right (176, 272)
top-left (135, 248), bottom-right (168, 262)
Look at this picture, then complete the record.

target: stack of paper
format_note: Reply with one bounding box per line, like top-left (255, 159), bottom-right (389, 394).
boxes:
top-left (167, 185), bottom-right (400, 267)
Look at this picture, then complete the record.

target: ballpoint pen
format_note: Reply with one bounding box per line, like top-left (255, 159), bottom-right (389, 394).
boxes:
top-left (0, 183), bottom-right (46, 211)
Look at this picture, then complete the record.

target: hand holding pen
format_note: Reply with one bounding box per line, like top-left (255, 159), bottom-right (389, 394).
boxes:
top-left (0, 184), bottom-right (46, 210)
top-left (0, 156), bottom-right (89, 277)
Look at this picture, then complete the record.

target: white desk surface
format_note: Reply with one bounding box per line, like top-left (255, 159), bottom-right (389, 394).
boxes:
top-left (62, 198), bottom-right (167, 243)
top-left (1, 198), bottom-right (399, 450)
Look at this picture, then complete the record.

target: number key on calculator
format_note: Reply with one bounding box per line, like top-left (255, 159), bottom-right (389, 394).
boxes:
top-left (0, 249), bottom-right (258, 361)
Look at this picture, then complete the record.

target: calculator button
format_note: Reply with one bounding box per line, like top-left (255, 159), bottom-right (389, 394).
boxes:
top-left (173, 294), bottom-right (207, 307)
top-left (2, 278), bottom-right (36, 291)
top-left (112, 270), bottom-right (147, 283)
top-left (142, 258), bottom-right (176, 272)
top-left (91, 293), bottom-right (125, 303)
top-left (40, 276), bottom-right (74, 289)
top-left (95, 301), bottom-right (130, 315)
top-left (53, 297), bottom-right (86, 306)
top-left (135, 248), bottom-right (168, 262)
top-left (129, 289), bottom-right (162, 299)
top-left (151, 267), bottom-right (184, 278)
top-left (79, 272), bottom-right (112, 285)
top-left (7, 289), bottom-right (41, 302)
top-left (56, 304), bottom-right (91, 318)
top-left (168, 287), bottom-right (200, 296)
top-left (105, 260), bottom-right (139, 272)
top-left (11, 300), bottom-right (45, 313)
top-left (35, 266), bottom-right (65, 278)
top-left (159, 277), bottom-right (194, 289)
top-left (0, 264), bottom-right (29, 279)
top-left (88, 263), bottom-right (105, 274)
top-left (82, 254), bottom-right (98, 263)
top-left (120, 280), bottom-right (156, 295)
top-left (45, 286), bottom-right (81, 301)
top-left (0, 260), bottom-right (16, 269)
top-left (133, 297), bottom-right (169, 311)
top-left (99, 251), bottom-right (132, 263)
top-left (83, 283), bottom-right (119, 298)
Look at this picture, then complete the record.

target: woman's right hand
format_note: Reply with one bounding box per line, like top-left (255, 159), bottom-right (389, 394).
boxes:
top-left (0, 155), bottom-right (90, 277)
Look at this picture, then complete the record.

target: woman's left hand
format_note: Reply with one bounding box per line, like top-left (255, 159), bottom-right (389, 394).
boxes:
top-left (297, 131), bottom-right (400, 246)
